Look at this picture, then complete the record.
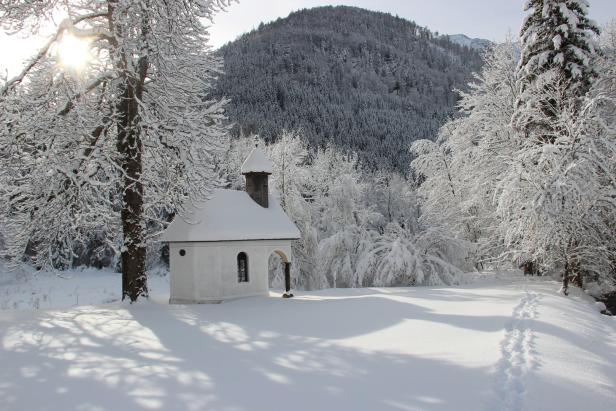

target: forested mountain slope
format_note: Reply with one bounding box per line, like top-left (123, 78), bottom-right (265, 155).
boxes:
top-left (214, 6), bottom-right (485, 171)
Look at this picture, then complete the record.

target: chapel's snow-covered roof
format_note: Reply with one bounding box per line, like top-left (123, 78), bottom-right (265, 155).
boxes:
top-left (163, 189), bottom-right (300, 242)
top-left (241, 147), bottom-right (273, 174)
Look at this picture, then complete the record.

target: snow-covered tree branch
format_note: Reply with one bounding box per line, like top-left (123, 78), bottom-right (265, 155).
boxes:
top-left (0, 0), bottom-right (233, 301)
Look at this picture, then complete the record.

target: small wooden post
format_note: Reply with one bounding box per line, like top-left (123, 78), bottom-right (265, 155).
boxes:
top-left (283, 262), bottom-right (293, 298)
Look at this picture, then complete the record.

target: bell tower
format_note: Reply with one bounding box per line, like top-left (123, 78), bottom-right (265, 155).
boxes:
top-left (241, 145), bottom-right (273, 208)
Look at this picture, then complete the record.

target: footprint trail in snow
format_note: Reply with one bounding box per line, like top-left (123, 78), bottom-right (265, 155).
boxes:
top-left (491, 290), bottom-right (540, 411)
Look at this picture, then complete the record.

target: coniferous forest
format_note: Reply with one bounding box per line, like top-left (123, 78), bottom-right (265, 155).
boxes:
top-left (214, 6), bottom-right (484, 171)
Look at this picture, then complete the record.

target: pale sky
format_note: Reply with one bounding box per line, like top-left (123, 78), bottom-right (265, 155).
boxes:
top-left (2, 1), bottom-right (616, 77)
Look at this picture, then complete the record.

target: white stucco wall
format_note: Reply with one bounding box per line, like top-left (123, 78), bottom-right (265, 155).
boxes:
top-left (168, 240), bottom-right (293, 304)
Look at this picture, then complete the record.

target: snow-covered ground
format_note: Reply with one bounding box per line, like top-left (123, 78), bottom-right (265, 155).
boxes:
top-left (0, 264), bottom-right (169, 310)
top-left (0, 272), bottom-right (615, 411)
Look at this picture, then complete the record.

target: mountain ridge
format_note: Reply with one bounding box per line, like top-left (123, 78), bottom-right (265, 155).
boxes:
top-left (214, 6), bottom-right (485, 171)
top-left (445, 34), bottom-right (492, 51)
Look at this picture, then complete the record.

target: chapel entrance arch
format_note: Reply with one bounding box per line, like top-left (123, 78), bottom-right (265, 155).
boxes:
top-left (269, 249), bottom-right (293, 298)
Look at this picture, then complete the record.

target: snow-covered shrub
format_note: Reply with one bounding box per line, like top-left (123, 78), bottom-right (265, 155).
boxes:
top-left (357, 224), bottom-right (463, 287)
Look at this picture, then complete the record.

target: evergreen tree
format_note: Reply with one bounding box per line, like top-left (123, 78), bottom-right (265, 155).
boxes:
top-left (518, 0), bottom-right (599, 88)
top-left (514, 0), bottom-right (600, 135)
top-left (510, 1), bottom-right (610, 293)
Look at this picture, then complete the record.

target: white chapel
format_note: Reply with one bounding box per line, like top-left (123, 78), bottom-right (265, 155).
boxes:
top-left (163, 147), bottom-right (301, 304)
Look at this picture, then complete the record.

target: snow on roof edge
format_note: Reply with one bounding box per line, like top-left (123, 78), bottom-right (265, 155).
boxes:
top-left (241, 147), bottom-right (273, 174)
top-left (162, 189), bottom-right (300, 243)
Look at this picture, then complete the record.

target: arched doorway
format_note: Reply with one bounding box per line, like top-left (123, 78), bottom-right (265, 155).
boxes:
top-left (268, 249), bottom-right (293, 298)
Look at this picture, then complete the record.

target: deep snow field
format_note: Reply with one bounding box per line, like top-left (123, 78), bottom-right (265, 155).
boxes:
top-left (0, 268), bottom-right (615, 411)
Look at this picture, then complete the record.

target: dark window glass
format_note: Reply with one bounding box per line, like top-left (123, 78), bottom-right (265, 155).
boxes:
top-left (237, 252), bottom-right (249, 282)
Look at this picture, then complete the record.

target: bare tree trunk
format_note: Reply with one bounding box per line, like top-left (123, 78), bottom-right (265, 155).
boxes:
top-left (115, 57), bottom-right (149, 301)
top-left (109, 0), bottom-right (150, 302)
top-left (562, 261), bottom-right (570, 296)
top-left (571, 255), bottom-right (583, 288)
top-left (117, 74), bottom-right (147, 302)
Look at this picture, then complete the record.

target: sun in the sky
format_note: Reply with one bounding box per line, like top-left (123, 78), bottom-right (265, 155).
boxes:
top-left (56, 33), bottom-right (91, 69)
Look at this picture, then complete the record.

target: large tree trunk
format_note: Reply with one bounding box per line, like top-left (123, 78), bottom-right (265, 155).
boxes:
top-left (116, 55), bottom-right (149, 301)
top-left (109, 0), bottom-right (150, 302)
top-left (562, 261), bottom-right (570, 296)
top-left (117, 75), bottom-right (147, 302)
top-left (522, 261), bottom-right (534, 276)
top-left (570, 254), bottom-right (583, 289)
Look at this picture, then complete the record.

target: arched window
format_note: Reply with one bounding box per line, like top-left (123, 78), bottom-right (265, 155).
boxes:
top-left (237, 252), bottom-right (249, 283)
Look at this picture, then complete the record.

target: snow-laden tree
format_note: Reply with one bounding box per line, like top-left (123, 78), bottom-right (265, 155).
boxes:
top-left (595, 22), bottom-right (616, 291)
top-left (267, 131), bottom-right (310, 210)
top-left (596, 20), bottom-right (616, 113)
top-left (266, 132), bottom-right (323, 290)
top-left (513, 0), bottom-right (599, 135)
top-left (309, 146), bottom-right (375, 288)
top-left (502, 1), bottom-right (614, 292)
top-left (413, 35), bottom-right (616, 291)
top-left (216, 136), bottom-right (266, 191)
top-left (364, 171), bottom-right (420, 235)
top-left (313, 151), bottom-right (465, 288)
top-left (441, 40), bottom-right (522, 267)
top-left (410, 139), bottom-right (464, 237)
top-left (518, 0), bottom-right (599, 89)
top-left (409, 8), bottom-right (615, 293)
top-left (497, 73), bottom-right (616, 292)
top-left (218, 133), bottom-right (464, 290)
top-left (0, 0), bottom-right (231, 301)
top-left (356, 223), bottom-right (463, 287)
top-left (411, 40), bottom-right (547, 271)
top-left (358, 172), bottom-right (464, 285)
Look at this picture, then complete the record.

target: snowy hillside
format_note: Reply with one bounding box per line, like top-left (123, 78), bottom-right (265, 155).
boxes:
top-left (214, 6), bottom-right (484, 171)
top-left (1, 275), bottom-right (614, 411)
